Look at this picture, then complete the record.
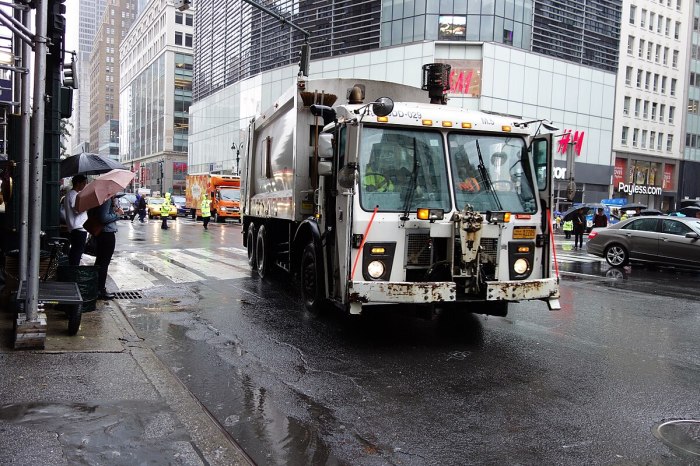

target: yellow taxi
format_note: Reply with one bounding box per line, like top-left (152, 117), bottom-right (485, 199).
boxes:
top-left (147, 197), bottom-right (177, 219)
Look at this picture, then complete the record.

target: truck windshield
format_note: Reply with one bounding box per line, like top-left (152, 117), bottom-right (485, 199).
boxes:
top-left (358, 127), bottom-right (450, 213)
top-left (219, 188), bottom-right (240, 201)
top-left (448, 133), bottom-right (537, 214)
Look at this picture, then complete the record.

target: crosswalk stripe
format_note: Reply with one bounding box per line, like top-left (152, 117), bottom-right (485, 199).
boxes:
top-left (160, 249), bottom-right (249, 279)
top-left (124, 251), bottom-right (205, 284)
top-left (109, 256), bottom-right (159, 290)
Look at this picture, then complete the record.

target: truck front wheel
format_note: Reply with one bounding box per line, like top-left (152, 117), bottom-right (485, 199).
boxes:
top-left (256, 224), bottom-right (269, 278)
top-left (300, 243), bottom-right (325, 314)
top-left (247, 225), bottom-right (257, 270)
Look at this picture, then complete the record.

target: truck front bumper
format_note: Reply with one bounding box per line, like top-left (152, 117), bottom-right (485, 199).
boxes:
top-left (348, 277), bottom-right (560, 312)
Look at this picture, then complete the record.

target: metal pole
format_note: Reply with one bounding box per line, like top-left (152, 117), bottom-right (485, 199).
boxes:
top-left (18, 3), bottom-right (31, 281)
top-left (25, 0), bottom-right (48, 321)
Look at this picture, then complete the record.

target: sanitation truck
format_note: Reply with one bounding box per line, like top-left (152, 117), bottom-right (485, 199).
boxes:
top-left (185, 174), bottom-right (241, 222)
top-left (241, 65), bottom-right (560, 316)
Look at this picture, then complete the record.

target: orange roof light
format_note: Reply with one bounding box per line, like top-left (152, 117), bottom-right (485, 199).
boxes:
top-left (422, 119), bottom-right (433, 126)
top-left (442, 121), bottom-right (453, 127)
top-left (377, 116), bottom-right (389, 123)
top-left (462, 122), bottom-right (472, 129)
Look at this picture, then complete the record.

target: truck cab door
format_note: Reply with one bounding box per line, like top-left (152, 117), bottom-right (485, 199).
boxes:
top-left (531, 133), bottom-right (554, 213)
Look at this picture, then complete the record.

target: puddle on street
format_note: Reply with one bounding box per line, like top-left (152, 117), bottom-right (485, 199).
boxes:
top-left (0, 401), bottom-right (200, 465)
top-left (123, 301), bottom-right (342, 466)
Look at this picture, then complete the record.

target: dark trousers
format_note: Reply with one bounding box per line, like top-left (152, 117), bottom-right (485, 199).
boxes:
top-left (68, 229), bottom-right (87, 266)
top-left (202, 216), bottom-right (210, 229)
top-left (138, 209), bottom-right (146, 222)
top-left (94, 231), bottom-right (116, 292)
top-left (574, 230), bottom-right (584, 248)
top-left (161, 216), bottom-right (168, 229)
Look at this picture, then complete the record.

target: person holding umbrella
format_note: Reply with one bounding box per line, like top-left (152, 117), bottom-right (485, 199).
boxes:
top-left (64, 174), bottom-right (88, 265)
top-left (573, 207), bottom-right (586, 250)
top-left (76, 169), bottom-right (134, 300)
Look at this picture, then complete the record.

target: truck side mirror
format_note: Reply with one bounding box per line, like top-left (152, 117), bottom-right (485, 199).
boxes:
top-left (318, 133), bottom-right (333, 158)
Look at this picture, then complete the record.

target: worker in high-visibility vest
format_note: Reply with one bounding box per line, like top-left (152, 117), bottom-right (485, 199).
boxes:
top-left (562, 219), bottom-right (573, 239)
top-left (201, 194), bottom-right (212, 231)
top-left (160, 192), bottom-right (172, 230)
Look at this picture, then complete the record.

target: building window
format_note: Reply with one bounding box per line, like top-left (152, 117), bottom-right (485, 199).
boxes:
top-left (627, 35), bottom-right (634, 54)
top-left (657, 15), bottom-right (663, 33)
top-left (663, 47), bottom-right (669, 64)
top-left (175, 31), bottom-right (182, 45)
top-left (638, 39), bottom-right (645, 58)
top-left (660, 104), bottom-right (665, 122)
top-left (653, 73), bottom-right (659, 91)
top-left (185, 15), bottom-right (193, 26)
top-left (667, 134), bottom-right (673, 151)
top-left (641, 130), bottom-right (647, 148)
top-left (635, 98), bottom-right (641, 117)
top-left (675, 21), bottom-right (680, 39)
top-left (661, 76), bottom-right (667, 93)
top-left (622, 126), bottom-right (629, 144)
top-left (669, 106), bottom-right (675, 123)
top-left (650, 131), bottom-right (656, 149)
top-left (176, 12), bottom-right (183, 24)
top-left (652, 102), bottom-right (657, 119)
top-left (641, 9), bottom-right (647, 28)
top-left (666, 18), bottom-right (671, 36)
top-left (633, 128), bottom-right (639, 147)
top-left (649, 12), bottom-right (655, 31)
top-left (624, 96), bottom-right (631, 115)
top-left (657, 133), bottom-right (663, 150)
top-left (643, 100), bottom-right (649, 118)
top-left (671, 78), bottom-right (677, 96)
top-left (647, 42), bottom-right (653, 60)
top-left (629, 5), bottom-right (636, 24)
top-left (185, 34), bottom-right (193, 47)
top-left (626, 66), bottom-right (633, 85)
top-left (503, 29), bottom-right (513, 45)
top-left (438, 16), bottom-right (467, 40)
top-left (672, 49), bottom-right (679, 67)
top-left (677, 0), bottom-right (682, 11)
top-left (636, 69), bottom-right (643, 87)
top-left (655, 44), bottom-right (661, 62)
top-left (645, 72), bottom-right (651, 90)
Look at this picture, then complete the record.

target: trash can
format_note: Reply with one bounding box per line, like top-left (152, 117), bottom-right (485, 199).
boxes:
top-left (56, 265), bottom-right (99, 312)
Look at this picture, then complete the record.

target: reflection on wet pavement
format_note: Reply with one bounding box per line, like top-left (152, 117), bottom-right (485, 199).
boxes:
top-left (0, 401), bottom-right (202, 465)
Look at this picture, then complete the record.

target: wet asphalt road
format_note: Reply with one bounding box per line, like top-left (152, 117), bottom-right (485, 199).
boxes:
top-left (110, 218), bottom-right (700, 465)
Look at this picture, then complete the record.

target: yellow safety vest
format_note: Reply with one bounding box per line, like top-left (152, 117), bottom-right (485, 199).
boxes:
top-left (160, 199), bottom-right (171, 216)
top-left (201, 199), bottom-right (211, 217)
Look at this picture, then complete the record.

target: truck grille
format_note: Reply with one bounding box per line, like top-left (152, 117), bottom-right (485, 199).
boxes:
top-left (406, 233), bottom-right (431, 267)
top-left (480, 238), bottom-right (498, 262)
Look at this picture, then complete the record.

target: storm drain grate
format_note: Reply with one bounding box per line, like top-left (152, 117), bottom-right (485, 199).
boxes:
top-left (113, 290), bottom-right (144, 300)
top-left (652, 419), bottom-right (700, 458)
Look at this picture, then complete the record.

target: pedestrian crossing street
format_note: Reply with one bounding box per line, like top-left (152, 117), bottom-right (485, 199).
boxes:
top-left (107, 247), bottom-right (250, 291)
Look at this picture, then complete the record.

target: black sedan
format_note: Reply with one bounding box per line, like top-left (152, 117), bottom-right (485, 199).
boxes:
top-left (586, 216), bottom-right (700, 268)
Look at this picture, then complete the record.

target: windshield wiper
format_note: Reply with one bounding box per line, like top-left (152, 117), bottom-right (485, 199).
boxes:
top-left (400, 138), bottom-right (420, 222)
top-left (475, 140), bottom-right (503, 211)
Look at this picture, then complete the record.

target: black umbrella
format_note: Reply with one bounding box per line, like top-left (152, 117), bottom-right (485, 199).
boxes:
top-left (639, 208), bottom-right (664, 216)
top-left (60, 153), bottom-right (127, 179)
top-left (561, 203), bottom-right (605, 221)
top-left (620, 202), bottom-right (647, 210)
top-left (679, 206), bottom-right (700, 216)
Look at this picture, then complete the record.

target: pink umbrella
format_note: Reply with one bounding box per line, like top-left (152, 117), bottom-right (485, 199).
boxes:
top-left (75, 169), bottom-right (135, 213)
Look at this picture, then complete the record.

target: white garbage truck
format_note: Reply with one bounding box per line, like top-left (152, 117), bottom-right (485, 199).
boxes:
top-left (241, 64), bottom-right (560, 316)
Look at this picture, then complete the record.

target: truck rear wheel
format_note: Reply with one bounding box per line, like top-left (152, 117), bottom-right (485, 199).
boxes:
top-left (247, 225), bottom-right (257, 270)
top-left (256, 224), bottom-right (269, 278)
top-left (300, 242), bottom-right (325, 314)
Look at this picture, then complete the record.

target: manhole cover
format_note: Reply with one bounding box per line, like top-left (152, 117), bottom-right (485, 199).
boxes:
top-left (113, 290), bottom-right (143, 300)
top-left (652, 419), bottom-right (700, 458)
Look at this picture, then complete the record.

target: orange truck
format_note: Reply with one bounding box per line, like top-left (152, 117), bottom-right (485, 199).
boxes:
top-left (185, 174), bottom-right (241, 222)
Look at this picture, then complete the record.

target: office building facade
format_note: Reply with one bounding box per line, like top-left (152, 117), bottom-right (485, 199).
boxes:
top-left (119, 0), bottom-right (194, 194)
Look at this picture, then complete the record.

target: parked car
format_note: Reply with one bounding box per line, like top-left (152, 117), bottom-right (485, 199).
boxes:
top-left (116, 196), bottom-right (135, 220)
top-left (147, 197), bottom-right (177, 219)
top-left (171, 195), bottom-right (187, 217)
top-left (587, 216), bottom-right (700, 269)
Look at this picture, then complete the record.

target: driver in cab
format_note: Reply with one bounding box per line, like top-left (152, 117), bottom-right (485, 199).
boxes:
top-left (363, 154), bottom-right (395, 193)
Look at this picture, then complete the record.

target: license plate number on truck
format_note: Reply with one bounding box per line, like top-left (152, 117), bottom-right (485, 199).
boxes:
top-left (512, 227), bottom-right (536, 239)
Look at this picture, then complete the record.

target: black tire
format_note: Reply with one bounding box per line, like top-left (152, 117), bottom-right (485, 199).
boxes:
top-left (67, 305), bottom-right (81, 336)
top-left (256, 224), bottom-right (269, 278)
top-left (300, 242), bottom-right (325, 314)
top-left (604, 244), bottom-right (629, 267)
top-left (247, 225), bottom-right (257, 270)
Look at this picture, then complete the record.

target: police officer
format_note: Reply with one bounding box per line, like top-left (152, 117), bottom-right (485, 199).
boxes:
top-left (161, 192), bottom-right (172, 230)
top-left (201, 194), bottom-right (212, 230)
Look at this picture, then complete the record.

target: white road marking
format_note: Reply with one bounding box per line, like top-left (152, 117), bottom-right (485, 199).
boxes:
top-left (160, 249), bottom-right (249, 279)
top-left (109, 255), bottom-right (159, 290)
top-left (125, 251), bottom-right (204, 283)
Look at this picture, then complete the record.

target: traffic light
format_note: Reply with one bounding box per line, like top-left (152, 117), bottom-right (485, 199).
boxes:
top-left (48, 0), bottom-right (66, 40)
top-left (63, 58), bottom-right (78, 89)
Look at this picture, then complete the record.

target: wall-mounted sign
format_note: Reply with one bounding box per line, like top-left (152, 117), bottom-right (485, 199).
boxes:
top-left (553, 167), bottom-right (568, 179)
top-left (617, 182), bottom-right (663, 195)
top-left (438, 16), bottom-right (466, 40)
top-left (557, 130), bottom-right (584, 156)
top-left (441, 59), bottom-right (482, 97)
top-left (613, 158), bottom-right (626, 185)
top-left (663, 164), bottom-right (674, 190)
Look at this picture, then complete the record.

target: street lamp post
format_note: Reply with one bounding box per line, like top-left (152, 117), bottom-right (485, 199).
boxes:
top-left (231, 142), bottom-right (244, 176)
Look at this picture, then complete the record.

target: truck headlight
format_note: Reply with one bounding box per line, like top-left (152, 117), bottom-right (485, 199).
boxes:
top-left (367, 260), bottom-right (385, 279)
top-left (513, 258), bottom-right (529, 275)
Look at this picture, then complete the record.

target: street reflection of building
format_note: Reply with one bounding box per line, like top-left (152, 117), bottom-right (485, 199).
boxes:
top-left (119, 0), bottom-right (193, 195)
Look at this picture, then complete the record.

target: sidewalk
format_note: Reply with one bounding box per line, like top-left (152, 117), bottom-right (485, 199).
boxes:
top-left (0, 299), bottom-right (252, 465)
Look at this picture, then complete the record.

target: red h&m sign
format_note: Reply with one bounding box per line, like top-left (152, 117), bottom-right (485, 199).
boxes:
top-left (557, 130), bottom-right (585, 156)
top-left (441, 60), bottom-right (482, 97)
